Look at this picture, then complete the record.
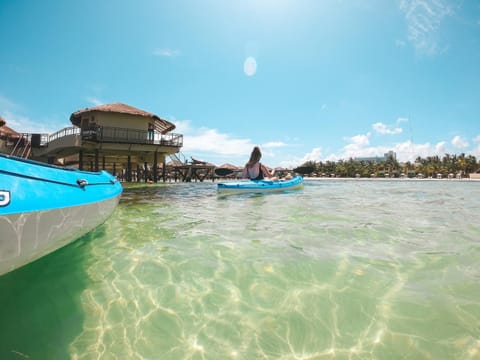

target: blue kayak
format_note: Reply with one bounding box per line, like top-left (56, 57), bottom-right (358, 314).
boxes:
top-left (0, 154), bottom-right (122, 275)
top-left (217, 175), bottom-right (304, 194)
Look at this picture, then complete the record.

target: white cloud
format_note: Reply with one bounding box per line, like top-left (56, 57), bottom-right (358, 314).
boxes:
top-left (343, 145), bottom-right (379, 160)
top-left (451, 135), bottom-right (469, 149)
top-left (278, 147), bottom-right (322, 169)
top-left (1, 110), bottom-right (30, 130)
top-left (340, 133), bottom-right (373, 159)
top-left (153, 48), bottom-right (180, 57)
top-left (0, 94), bottom-right (19, 111)
top-left (396, 117), bottom-right (409, 124)
top-left (0, 95), bottom-right (63, 133)
top-left (1, 110), bottom-right (62, 134)
top-left (324, 138), bottom-right (454, 163)
top-left (170, 120), bottom-right (190, 134)
top-left (172, 120), bottom-right (301, 167)
top-left (373, 122), bottom-right (403, 135)
top-left (262, 141), bottom-right (287, 149)
top-left (472, 144), bottom-right (480, 157)
top-left (349, 133), bottom-right (371, 146)
top-left (400, 0), bottom-right (453, 55)
top-left (301, 147), bottom-right (322, 163)
top-left (173, 121), bottom-right (296, 166)
top-left (173, 120), bottom-right (253, 160)
top-left (435, 141), bottom-right (446, 154)
top-left (297, 121), bottom-right (476, 166)
top-left (86, 97), bottom-right (104, 106)
top-left (398, 140), bottom-right (446, 161)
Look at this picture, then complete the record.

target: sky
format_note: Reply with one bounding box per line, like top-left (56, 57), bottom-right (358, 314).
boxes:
top-left (1, 0), bottom-right (479, 168)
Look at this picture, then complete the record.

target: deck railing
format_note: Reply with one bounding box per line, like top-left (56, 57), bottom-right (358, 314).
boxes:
top-left (40, 125), bottom-right (183, 147)
top-left (48, 127), bottom-right (79, 143)
top-left (83, 126), bottom-right (183, 147)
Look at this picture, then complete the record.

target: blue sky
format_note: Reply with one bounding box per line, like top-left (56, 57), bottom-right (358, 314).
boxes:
top-left (1, 0), bottom-right (479, 167)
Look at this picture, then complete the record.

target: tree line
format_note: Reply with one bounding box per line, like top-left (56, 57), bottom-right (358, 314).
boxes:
top-left (300, 153), bottom-right (479, 178)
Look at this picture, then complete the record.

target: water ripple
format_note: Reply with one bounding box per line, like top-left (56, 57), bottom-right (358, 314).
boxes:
top-left (8, 180), bottom-right (477, 359)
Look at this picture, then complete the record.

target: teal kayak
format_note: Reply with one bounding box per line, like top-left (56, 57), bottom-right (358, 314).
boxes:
top-left (217, 176), bottom-right (304, 194)
top-left (0, 154), bottom-right (122, 276)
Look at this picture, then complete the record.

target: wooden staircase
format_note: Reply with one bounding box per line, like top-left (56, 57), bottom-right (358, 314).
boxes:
top-left (10, 135), bottom-right (31, 159)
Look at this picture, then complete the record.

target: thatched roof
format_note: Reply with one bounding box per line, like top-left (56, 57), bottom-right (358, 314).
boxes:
top-left (166, 160), bottom-right (183, 167)
top-left (0, 117), bottom-right (20, 137)
top-left (191, 157), bottom-right (215, 167)
top-left (70, 103), bottom-right (176, 134)
top-left (0, 124), bottom-right (20, 137)
top-left (218, 163), bottom-right (241, 170)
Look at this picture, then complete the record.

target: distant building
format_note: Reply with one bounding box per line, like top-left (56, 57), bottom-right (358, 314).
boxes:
top-left (470, 168), bottom-right (480, 180)
top-left (355, 151), bottom-right (396, 163)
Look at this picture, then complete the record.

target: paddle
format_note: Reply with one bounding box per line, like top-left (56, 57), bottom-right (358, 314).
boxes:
top-left (216, 165), bottom-right (314, 177)
top-left (215, 168), bottom-right (235, 176)
top-left (292, 165), bottom-right (315, 175)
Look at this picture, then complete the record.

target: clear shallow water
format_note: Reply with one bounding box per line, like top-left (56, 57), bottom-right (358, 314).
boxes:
top-left (1, 180), bottom-right (480, 359)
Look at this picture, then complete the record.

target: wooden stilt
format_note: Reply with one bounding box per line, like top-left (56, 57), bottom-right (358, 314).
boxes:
top-left (163, 161), bottom-right (166, 182)
top-left (153, 152), bottom-right (158, 183)
top-left (127, 155), bottom-right (132, 182)
top-left (94, 150), bottom-right (99, 172)
top-left (79, 150), bottom-right (83, 170)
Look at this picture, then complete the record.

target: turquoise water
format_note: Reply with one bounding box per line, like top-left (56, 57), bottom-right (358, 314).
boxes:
top-left (1, 180), bottom-right (480, 359)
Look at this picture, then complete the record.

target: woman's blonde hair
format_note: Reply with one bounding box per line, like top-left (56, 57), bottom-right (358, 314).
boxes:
top-left (246, 146), bottom-right (262, 167)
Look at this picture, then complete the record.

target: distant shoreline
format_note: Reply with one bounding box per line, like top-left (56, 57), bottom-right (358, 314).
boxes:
top-left (304, 177), bottom-right (480, 182)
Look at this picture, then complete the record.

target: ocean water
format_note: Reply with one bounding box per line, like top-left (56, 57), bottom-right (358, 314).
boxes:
top-left (1, 180), bottom-right (479, 359)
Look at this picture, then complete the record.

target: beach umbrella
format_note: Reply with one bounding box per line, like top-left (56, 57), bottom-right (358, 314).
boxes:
top-left (166, 160), bottom-right (183, 167)
top-left (218, 163), bottom-right (240, 170)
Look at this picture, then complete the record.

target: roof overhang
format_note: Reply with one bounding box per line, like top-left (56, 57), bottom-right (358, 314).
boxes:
top-left (70, 103), bottom-right (176, 134)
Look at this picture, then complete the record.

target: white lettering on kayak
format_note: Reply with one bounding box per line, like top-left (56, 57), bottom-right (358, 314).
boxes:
top-left (0, 190), bottom-right (10, 207)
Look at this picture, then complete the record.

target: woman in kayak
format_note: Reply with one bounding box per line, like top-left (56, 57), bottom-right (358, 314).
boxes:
top-left (242, 146), bottom-right (277, 180)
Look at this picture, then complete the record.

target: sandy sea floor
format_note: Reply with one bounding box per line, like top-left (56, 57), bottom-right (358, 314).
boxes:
top-left (0, 179), bottom-right (479, 359)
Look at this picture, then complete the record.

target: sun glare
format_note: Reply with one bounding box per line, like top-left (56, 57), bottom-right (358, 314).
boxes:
top-left (243, 56), bottom-right (257, 76)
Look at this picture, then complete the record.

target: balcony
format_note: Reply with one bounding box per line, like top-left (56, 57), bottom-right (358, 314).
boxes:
top-left (39, 126), bottom-right (183, 148)
top-left (82, 126), bottom-right (183, 147)
top-left (27, 126), bottom-right (183, 162)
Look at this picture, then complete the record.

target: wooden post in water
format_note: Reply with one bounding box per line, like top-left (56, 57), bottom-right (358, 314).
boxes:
top-left (127, 155), bottom-right (132, 182)
top-left (94, 149), bottom-right (99, 172)
top-left (153, 151), bottom-right (158, 183)
top-left (163, 162), bottom-right (166, 182)
top-left (113, 162), bottom-right (116, 177)
top-left (144, 162), bottom-right (148, 182)
top-left (79, 150), bottom-right (83, 170)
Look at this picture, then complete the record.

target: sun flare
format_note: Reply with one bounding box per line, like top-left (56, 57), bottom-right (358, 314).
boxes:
top-left (243, 56), bottom-right (257, 77)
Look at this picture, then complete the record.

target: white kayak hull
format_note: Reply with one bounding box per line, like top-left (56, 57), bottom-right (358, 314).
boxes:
top-left (0, 154), bottom-right (122, 276)
top-left (0, 196), bottom-right (119, 275)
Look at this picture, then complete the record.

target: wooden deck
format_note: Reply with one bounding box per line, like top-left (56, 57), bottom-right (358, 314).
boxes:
top-left (172, 164), bottom-right (215, 182)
